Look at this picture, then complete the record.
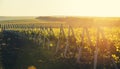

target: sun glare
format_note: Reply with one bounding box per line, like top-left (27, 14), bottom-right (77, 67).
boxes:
top-left (0, 0), bottom-right (120, 17)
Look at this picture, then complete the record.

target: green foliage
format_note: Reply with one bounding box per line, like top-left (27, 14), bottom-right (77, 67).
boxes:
top-left (1, 24), bottom-right (120, 69)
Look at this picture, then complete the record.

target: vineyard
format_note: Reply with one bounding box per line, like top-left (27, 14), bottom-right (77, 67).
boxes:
top-left (0, 23), bottom-right (120, 69)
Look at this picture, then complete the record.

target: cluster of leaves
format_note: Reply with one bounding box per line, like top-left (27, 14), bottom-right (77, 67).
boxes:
top-left (2, 26), bottom-right (120, 69)
top-left (11, 27), bottom-right (119, 69)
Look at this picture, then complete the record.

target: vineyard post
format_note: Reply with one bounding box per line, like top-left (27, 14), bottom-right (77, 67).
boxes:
top-left (12, 24), bottom-right (14, 30)
top-left (70, 26), bottom-right (76, 58)
top-left (93, 28), bottom-right (99, 69)
top-left (14, 24), bottom-right (16, 30)
top-left (3, 24), bottom-right (5, 31)
top-left (43, 27), bottom-right (46, 48)
top-left (55, 25), bottom-right (62, 53)
top-left (56, 24), bottom-right (66, 53)
top-left (70, 26), bottom-right (75, 36)
top-left (76, 27), bottom-right (85, 63)
top-left (46, 37), bottom-right (50, 50)
top-left (85, 27), bottom-right (93, 49)
top-left (50, 26), bottom-right (55, 37)
top-left (64, 25), bottom-right (70, 57)
top-left (46, 27), bottom-right (51, 50)
top-left (38, 26), bottom-right (42, 45)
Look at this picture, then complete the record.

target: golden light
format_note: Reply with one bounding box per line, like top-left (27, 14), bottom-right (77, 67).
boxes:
top-left (0, 0), bottom-right (120, 17)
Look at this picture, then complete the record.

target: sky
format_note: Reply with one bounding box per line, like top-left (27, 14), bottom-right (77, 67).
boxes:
top-left (0, 0), bottom-right (120, 17)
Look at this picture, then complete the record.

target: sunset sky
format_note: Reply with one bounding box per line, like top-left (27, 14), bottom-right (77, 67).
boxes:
top-left (0, 0), bottom-right (120, 17)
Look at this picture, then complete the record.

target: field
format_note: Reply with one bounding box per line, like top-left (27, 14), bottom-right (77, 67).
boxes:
top-left (0, 16), bottom-right (120, 69)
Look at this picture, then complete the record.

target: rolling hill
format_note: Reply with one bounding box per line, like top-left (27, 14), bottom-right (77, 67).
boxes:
top-left (0, 16), bottom-right (120, 26)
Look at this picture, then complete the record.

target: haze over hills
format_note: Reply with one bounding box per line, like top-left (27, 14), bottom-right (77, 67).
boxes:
top-left (0, 16), bottom-right (36, 21)
top-left (36, 16), bottom-right (120, 26)
top-left (0, 16), bottom-right (120, 26)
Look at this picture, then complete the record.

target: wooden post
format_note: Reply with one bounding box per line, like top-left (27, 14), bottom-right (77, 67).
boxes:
top-left (70, 26), bottom-right (75, 37)
top-left (55, 25), bottom-right (62, 53)
top-left (64, 25), bottom-right (70, 57)
top-left (43, 27), bottom-right (46, 48)
top-left (85, 27), bottom-right (93, 48)
top-left (76, 27), bottom-right (85, 63)
top-left (69, 26), bottom-right (76, 58)
top-left (56, 24), bottom-right (66, 53)
top-left (94, 28), bottom-right (99, 69)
